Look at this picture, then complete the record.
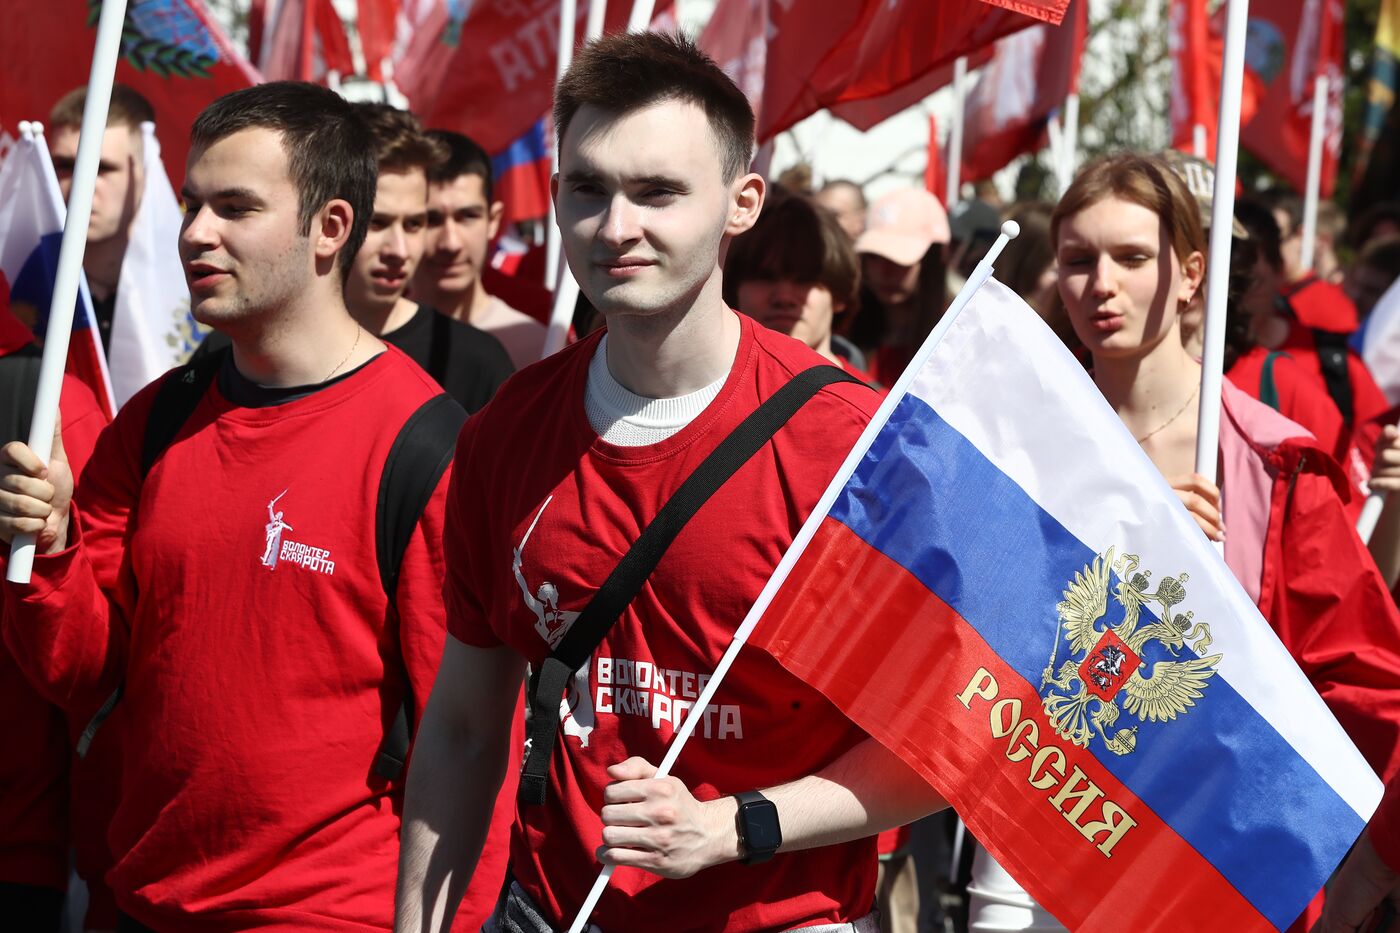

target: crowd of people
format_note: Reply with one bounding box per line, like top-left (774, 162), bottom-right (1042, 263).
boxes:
top-left (2, 27), bottom-right (1400, 933)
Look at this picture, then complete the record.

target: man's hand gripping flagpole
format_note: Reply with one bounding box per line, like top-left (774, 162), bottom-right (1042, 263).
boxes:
top-left (1192, 0), bottom-right (1249, 557)
top-left (560, 221), bottom-right (1022, 933)
top-left (6, 0), bottom-right (129, 584)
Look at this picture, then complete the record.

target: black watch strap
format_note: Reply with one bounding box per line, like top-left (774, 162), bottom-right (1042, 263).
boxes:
top-left (734, 790), bottom-right (782, 865)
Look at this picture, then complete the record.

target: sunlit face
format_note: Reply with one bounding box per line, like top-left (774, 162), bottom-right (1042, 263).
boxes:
top-left (1274, 207), bottom-right (1303, 279)
top-left (862, 253), bottom-right (921, 307)
top-left (179, 127), bottom-right (315, 325)
top-left (417, 172), bottom-right (499, 295)
top-left (347, 168), bottom-right (428, 315)
top-left (50, 123), bottom-right (144, 243)
top-left (736, 278), bottom-right (840, 351)
top-left (1055, 196), bottom-right (1203, 361)
top-left (554, 99), bottom-right (751, 321)
top-left (815, 185), bottom-right (865, 240)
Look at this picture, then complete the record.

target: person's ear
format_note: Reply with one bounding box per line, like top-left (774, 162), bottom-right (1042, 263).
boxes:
top-left (314, 198), bottom-right (354, 265)
top-left (726, 172), bottom-right (765, 237)
top-left (488, 199), bottom-right (505, 240)
top-left (1179, 249), bottom-right (1206, 305)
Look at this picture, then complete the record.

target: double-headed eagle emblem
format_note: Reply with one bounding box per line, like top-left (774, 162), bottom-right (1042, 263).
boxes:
top-left (1040, 548), bottom-right (1222, 756)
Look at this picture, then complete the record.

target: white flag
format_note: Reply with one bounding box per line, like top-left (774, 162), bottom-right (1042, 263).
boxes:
top-left (109, 122), bottom-right (208, 406)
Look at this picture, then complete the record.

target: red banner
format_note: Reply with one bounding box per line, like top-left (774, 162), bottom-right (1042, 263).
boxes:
top-left (1238, 0), bottom-right (1345, 197)
top-left (960, 0), bottom-right (1087, 183)
top-left (1169, 0), bottom-right (1217, 154)
top-left (394, 0), bottom-right (675, 155)
top-left (0, 0), bottom-right (259, 190)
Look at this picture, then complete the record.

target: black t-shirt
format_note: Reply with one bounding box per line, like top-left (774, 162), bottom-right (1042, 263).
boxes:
top-left (383, 303), bottom-right (514, 414)
top-left (92, 291), bottom-right (116, 352)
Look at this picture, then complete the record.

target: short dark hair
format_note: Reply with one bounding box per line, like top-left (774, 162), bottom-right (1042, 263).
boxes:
top-left (553, 32), bottom-right (754, 182)
top-left (426, 129), bottom-right (493, 203)
top-left (354, 102), bottom-right (447, 175)
top-left (50, 83), bottom-right (155, 133)
top-left (724, 195), bottom-right (860, 312)
top-left (190, 82), bottom-right (376, 280)
top-left (1235, 196), bottom-right (1284, 271)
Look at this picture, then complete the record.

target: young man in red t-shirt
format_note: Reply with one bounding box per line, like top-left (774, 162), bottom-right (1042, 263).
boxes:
top-left (0, 82), bottom-right (500, 932)
top-left (396, 33), bottom-right (946, 933)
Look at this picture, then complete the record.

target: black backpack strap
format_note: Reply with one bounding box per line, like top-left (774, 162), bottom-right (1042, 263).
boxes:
top-left (372, 392), bottom-right (468, 781)
top-left (0, 349), bottom-right (43, 445)
top-left (140, 347), bottom-right (227, 476)
top-left (518, 365), bottom-right (862, 806)
top-left (1311, 330), bottom-right (1355, 429)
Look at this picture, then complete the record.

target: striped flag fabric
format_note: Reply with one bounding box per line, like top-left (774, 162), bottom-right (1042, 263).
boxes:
top-left (748, 276), bottom-right (1381, 932)
top-left (491, 119), bottom-right (551, 228)
top-left (107, 122), bottom-right (209, 407)
top-left (0, 126), bottom-right (115, 417)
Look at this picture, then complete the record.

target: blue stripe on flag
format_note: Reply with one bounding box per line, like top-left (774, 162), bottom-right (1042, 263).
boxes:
top-left (491, 120), bottom-right (549, 177)
top-left (829, 393), bottom-right (1364, 930)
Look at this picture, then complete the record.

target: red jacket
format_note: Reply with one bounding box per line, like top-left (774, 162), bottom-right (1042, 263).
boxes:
top-left (1373, 775), bottom-right (1400, 873)
top-left (1220, 385), bottom-right (1400, 784)
top-left (0, 324), bottom-right (111, 914)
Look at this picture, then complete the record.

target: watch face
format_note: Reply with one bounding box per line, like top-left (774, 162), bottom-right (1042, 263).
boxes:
top-left (743, 799), bottom-right (782, 852)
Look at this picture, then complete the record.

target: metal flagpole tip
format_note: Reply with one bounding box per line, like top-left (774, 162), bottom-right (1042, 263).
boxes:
top-left (1001, 220), bottom-right (1021, 239)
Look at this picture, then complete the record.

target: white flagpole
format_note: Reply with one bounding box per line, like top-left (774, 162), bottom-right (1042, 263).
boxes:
top-left (626, 0), bottom-right (656, 33)
top-left (1046, 113), bottom-right (1065, 186)
top-left (1358, 489), bottom-right (1388, 543)
top-left (8, 0), bottom-right (129, 585)
top-left (586, 0), bottom-right (607, 40)
top-left (541, 0), bottom-right (582, 359)
top-left (543, 0), bottom-right (577, 295)
top-left (561, 221), bottom-right (1024, 933)
top-left (540, 0), bottom-right (645, 360)
top-left (946, 56), bottom-right (967, 208)
top-left (1193, 0), bottom-right (1250, 487)
top-left (1060, 91), bottom-right (1080, 189)
top-left (1299, 74), bottom-right (1328, 273)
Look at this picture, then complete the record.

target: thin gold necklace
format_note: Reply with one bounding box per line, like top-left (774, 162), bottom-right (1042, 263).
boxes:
top-left (324, 326), bottom-right (362, 382)
top-left (1135, 383), bottom-right (1199, 444)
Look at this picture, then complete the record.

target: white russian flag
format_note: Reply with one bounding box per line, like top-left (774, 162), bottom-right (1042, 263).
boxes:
top-left (108, 122), bottom-right (208, 407)
top-left (1361, 276), bottom-right (1400, 405)
top-left (0, 124), bottom-right (115, 417)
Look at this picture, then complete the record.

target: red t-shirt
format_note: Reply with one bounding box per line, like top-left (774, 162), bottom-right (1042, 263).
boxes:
top-left (445, 313), bottom-right (884, 932)
top-left (1282, 275), bottom-right (1360, 334)
top-left (0, 355), bottom-right (108, 895)
top-left (2, 346), bottom-right (509, 932)
top-left (1372, 774), bottom-right (1400, 874)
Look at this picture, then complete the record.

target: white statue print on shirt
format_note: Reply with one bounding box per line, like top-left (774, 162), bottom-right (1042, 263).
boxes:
top-left (514, 496), bottom-right (595, 748)
top-left (262, 489), bottom-right (292, 569)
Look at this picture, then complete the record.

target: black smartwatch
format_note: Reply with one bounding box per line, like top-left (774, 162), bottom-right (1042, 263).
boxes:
top-left (733, 790), bottom-right (782, 864)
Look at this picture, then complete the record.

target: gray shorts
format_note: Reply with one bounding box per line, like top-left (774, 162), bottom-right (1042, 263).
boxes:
top-left (483, 879), bottom-right (879, 933)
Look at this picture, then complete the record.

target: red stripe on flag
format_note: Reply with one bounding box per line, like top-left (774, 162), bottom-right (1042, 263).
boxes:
top-left (753, 518), bottom-right (1273, 933)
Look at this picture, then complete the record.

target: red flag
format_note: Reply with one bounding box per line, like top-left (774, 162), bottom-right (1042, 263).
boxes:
top-left (702, 0), bottom-right (1063, 144)
top-left (830, 49), bottom-right (993, 134)
top-left (394, 0), bottom-right (675, 155)
top-left (0, 0), bottom-right (259, 190)
top-left (1238, 0), bottom-right (1345, 197)
top-left (925, 115), bottom-right (948, 201)
top-left (765, 0), bottom-right (1067, 143)
top-left (358, 0), bottom-right (399, 82)
top-left (1169, 0), bottom-right (1217, 154)
top-left (959, 0), bottom-right (1087, 183)
top-left (257, 0), bottom-right (355, 82)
